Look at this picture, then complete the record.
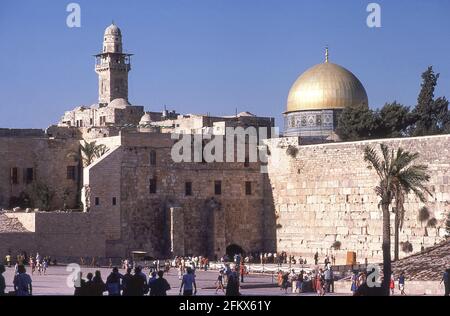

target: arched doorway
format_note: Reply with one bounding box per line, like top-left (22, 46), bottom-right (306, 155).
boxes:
top-left (226, 244), bottom-right (245, 259)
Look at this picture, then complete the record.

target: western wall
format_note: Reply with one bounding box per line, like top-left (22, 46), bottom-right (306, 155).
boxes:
top-left (265, 134), bottom-right (450, 264)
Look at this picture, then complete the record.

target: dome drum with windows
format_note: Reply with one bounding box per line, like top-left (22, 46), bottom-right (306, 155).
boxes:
top-left (283, 48), bottom-right (368, 141)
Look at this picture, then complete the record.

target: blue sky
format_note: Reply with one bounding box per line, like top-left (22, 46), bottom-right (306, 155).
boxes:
top-left (0, 0), bottom-right (449, 129)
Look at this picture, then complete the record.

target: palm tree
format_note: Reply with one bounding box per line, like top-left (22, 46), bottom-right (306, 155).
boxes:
top-left (80, 141), bottom-right (108, 167)
top-left (363, 144), bottom-right (431, 295)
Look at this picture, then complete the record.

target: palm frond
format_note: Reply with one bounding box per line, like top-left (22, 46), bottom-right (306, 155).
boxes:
top-left (364, 146), bottom-right (384, 179)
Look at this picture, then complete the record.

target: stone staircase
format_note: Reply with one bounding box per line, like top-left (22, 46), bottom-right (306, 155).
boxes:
top-left (0, 213), bottom-right (29, 233)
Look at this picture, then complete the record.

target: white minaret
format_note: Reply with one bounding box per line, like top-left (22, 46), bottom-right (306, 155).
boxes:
top-left (95, 23), bottom-right (132, 106)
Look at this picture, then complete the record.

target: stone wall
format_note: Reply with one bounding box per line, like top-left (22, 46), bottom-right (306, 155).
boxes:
top-left (0, 136), bottom-right (80, 210)
top-left (265, 135), bottom-right (450, 264)
top-left (0, 212), bottom-right (106, 261)
top-left (0, 129), bottom-right (46, 137)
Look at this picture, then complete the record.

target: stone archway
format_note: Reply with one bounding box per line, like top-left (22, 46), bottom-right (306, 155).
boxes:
top-left (226, 244), bottom-right (245, 258)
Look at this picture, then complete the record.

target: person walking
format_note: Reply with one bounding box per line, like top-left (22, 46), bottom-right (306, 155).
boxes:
top-left (315, 270), bottom-right (325, 296)
top-left (351, 271), bottom-right (358, 295)
top-left (398, 272), bottom-right (406, 296)
top-left (389, 274), bottom-right (395, 295)
top-left (203, 257), bottom-right (209, 271)
top-left (179, 267), bottom-right (197, 296)
top-left (215, 270), bottom-right (225, 294)
top-left (130, 266), bottom-right (148, 296)
top-left (121, 268), bottom-right (133, 296)
top-left (281, 272), bottom-right (289, 294)
top-left (324, 267), bottom-right (331, 293)
top-left (73, 271), bottom-right (86, 296)
top-left (440, 268), bottom-right (449, 296)
top-left (225, 268), bottom-right (240, 296)
top-left (92, 270), bottom-right (106, 296)
top-left (29, 257), bottom-right (35, 275)
top-left (106, 267), bottom-right (122, 296)
top-left (83, 272), bottom-right (94, 296)
top-left (13, 265), bottom-right (32, 296)
top-left (239, 262), bottom-right (246, 283)
top-left (42, 258), bottom-right (48, 275)
top-left (297, 271), bottom-right (304, 294)
top-left (149, 270), bottom-right (171, 296)
top-left (148, 271), bottom-right (157, 293)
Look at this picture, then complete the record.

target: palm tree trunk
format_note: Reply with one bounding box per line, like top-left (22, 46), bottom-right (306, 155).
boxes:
top-left (382, 202), bottom-right (392, 296)
top-left (394, 212), bottom-right (399, 261)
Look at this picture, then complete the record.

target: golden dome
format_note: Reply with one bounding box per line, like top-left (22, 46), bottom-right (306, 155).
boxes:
top-left (286, 61), bottom-right (368, 113)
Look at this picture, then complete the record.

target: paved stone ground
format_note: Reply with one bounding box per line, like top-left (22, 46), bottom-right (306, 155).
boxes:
top-left (2, 265), bottom-right (346, 296)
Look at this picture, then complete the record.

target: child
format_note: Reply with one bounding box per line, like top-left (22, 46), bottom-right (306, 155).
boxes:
top-left (389, 274), bottom-right (395, 295)
top-left (215, 271), bottom-right (225, 294)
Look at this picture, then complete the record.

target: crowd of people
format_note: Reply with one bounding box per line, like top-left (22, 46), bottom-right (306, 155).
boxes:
top-left (71, 263), bottom-right (242, 296)
top-left (1, 251), bottom-right (449, 296)
top-left (276, 266), bottom-right (335, 295)
top-left (4, 251), bottom-right (56, 270)
top-left (73, 266), bottom-right (171, 296)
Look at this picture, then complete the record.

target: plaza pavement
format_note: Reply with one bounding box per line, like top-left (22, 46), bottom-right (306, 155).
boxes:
top-left (2, 265), bottom-right (347, 296)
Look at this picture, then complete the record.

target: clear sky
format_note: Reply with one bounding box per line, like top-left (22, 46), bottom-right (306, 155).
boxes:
top-left (0, 0), bottom-right (449, 129)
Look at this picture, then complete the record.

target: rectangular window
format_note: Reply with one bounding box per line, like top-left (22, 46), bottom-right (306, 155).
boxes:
top-left (214, 181), bottom-right (222, 195)
top-left (185, 182), bottom-right (192, 196)
top-left (245, 181), bottom-right (252, 195)
top-left (150, 150), bottom-right (156, 166)
top-left (25, 168), bottom-right (34, 184)
top-left (66, 166), bottom-right (76, 180)
top-left (112, 197), bottom-right (117, 206)
top-left (90, 118), bottom-right (93, 125)
top-left (149, 178), bottom-right (157, 194)
top-left (11, 167), bottom-right (18, 184)
top-left (95, 197), bottom-right (100, 206)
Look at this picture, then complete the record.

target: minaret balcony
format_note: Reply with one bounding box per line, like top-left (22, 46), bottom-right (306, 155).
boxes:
top-left (95, 63), bottom-right (131, 72)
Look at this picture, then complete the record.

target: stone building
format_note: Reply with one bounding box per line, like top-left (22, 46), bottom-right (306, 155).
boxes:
top-left (0, 24), bottom-right (448, 264)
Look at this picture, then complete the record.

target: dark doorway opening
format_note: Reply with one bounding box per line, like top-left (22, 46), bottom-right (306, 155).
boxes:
top-left (226, 244), bottom-right (245, 258)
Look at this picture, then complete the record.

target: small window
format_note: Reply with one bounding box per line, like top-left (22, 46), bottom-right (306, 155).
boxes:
top-left (67, 166), bottom-right (76, 180)
top-left (214, 181), bottom-right (222, 195)
top-left (149, 178), bottom-right (157, 194)
top-left (185, 182), bottom-right (192, 196)
top-left (112, 197), bottom-right (117, 206)
top-left (245, 181), bottom-right (252, 195)
top-left (90, 118), bottom-right (93, 125)
top-left (25, 168), bottom-right (34, 184)
top-left (95, 197), bottom-right (100, 206)
top-left (11, 167), bottom-right (18, 184)
top-left (150, 150), bottom-right (156, 166)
